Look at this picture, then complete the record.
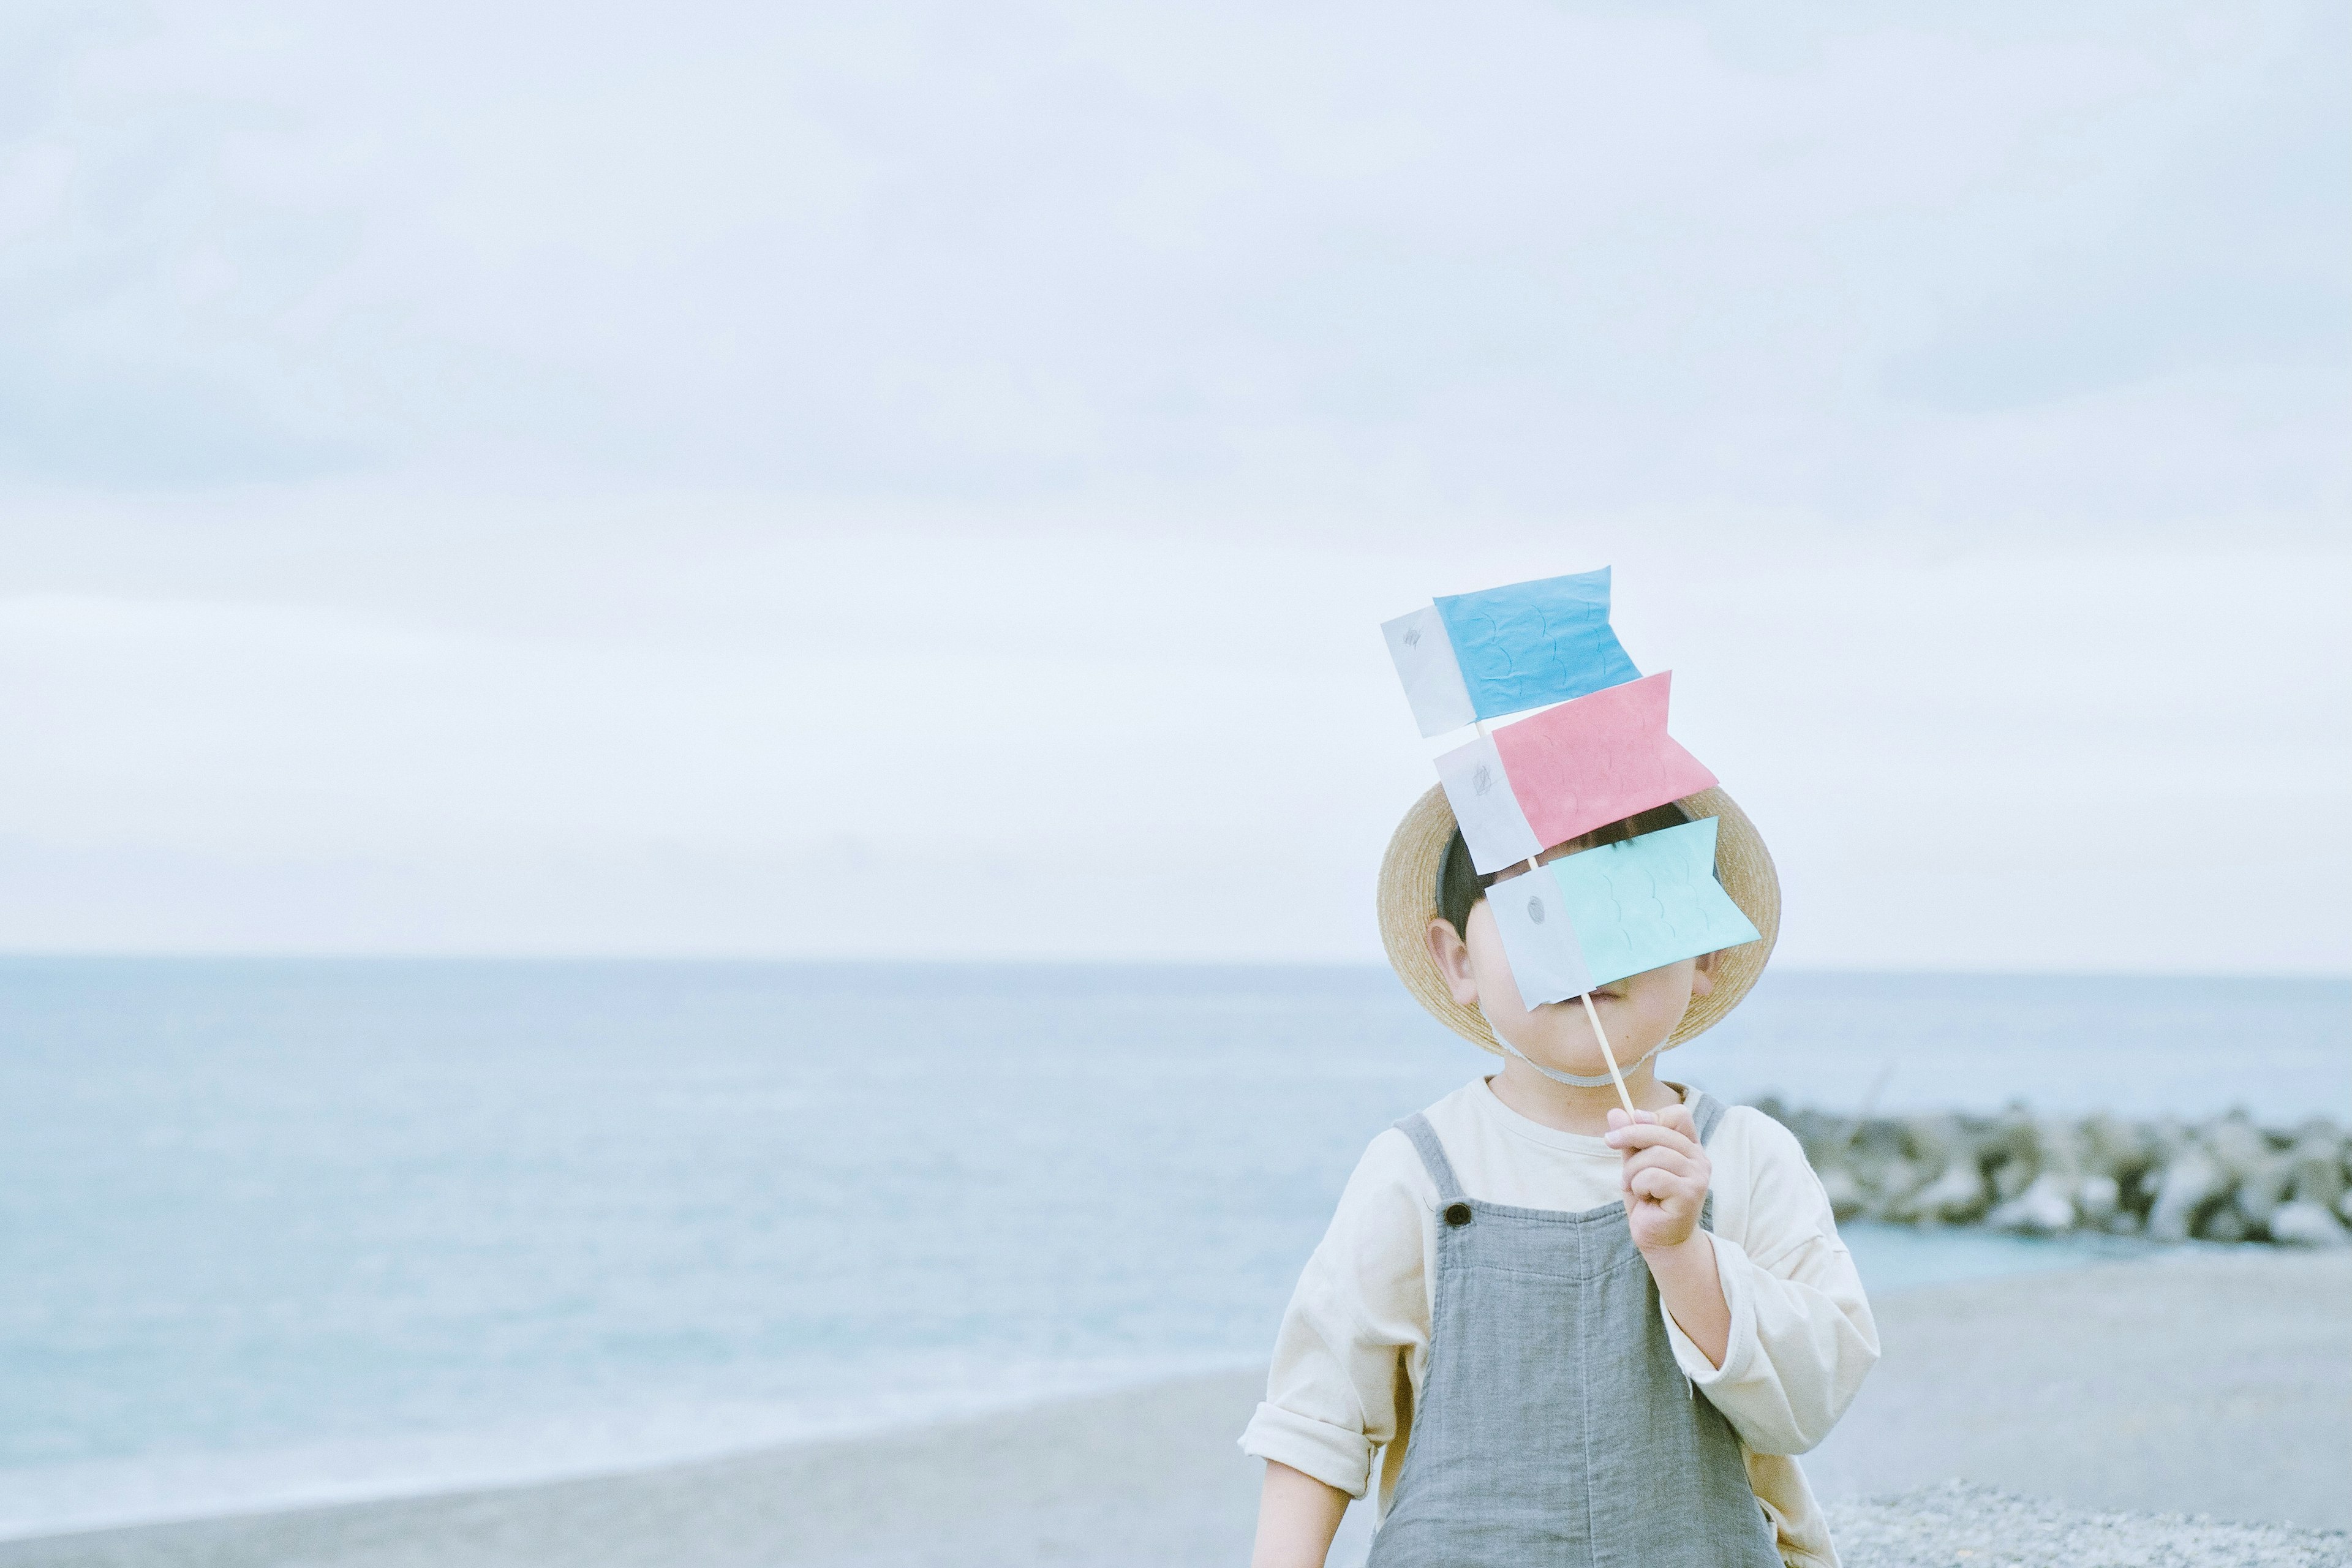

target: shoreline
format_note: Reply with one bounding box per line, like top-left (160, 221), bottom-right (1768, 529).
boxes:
top-left (4, 1249), bottom-right (2343, 1567)
top-left (0, 1225), bottom-right (2163, 1546)
top-left (0, 1355), bottom-right (1264, 1547)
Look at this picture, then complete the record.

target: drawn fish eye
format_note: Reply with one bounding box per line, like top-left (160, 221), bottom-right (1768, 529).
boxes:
top-left (1403, 628), bottom-right (1422, 647)
top-left (1471, 764), bottom-right (1493, 794)
top-left (1527, 897), bottom-right (1545, 924)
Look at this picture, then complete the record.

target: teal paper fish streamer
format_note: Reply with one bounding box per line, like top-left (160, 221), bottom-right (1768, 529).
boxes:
top-left (1488, 816), bottom-right (1762, 1004)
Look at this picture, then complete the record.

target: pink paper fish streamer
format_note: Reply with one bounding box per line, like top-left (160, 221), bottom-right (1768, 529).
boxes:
top-left (1437, 673), bottom-right (1717, 873)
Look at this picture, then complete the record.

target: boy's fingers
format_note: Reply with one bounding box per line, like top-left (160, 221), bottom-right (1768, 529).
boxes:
top-left (1619, 1147), bottom-right (1697, 1182)
top-left (1605, 1123), bottom-right (1702, 1158)
top-left (1628, 1166), bottom-right (1686, 1202)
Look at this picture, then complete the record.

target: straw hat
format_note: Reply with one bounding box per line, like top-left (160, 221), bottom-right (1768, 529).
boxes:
top-left (1376, 783), bottom-right (1781, 1055)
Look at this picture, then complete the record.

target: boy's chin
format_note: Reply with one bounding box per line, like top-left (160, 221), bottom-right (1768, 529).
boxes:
top-left (1504, 1028), bottom-right (1615, 1080)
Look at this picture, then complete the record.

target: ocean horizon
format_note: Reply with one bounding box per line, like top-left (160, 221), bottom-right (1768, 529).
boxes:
top-left (3, 959), bottom-right (2345, 1540)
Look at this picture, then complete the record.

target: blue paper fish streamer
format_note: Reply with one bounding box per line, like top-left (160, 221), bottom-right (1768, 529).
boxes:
top-left (1381, 567), bottom-right (1643, 736)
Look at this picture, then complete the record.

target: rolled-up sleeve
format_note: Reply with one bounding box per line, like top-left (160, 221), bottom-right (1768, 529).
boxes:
top-left (1238, 1131), bottom-right (1429, 1498)
top-left (1662, 1120), bottom-right (1880, 1455)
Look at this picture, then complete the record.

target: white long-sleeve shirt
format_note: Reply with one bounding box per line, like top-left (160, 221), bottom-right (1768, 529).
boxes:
top-left (1238, 1074), bottom-right (1879, 1568)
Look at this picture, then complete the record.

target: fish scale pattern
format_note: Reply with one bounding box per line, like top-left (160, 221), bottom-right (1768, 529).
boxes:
top-left (1434, 568), bottom-right (1642, 720)
top-left (1491, 673), bottom-right (1716, 851)
top-left (1549, 818), bottom-right (1762, 990)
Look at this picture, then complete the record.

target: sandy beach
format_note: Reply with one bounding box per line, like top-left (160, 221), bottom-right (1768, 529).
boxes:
top-left (7, 1248), bottom-right (2345, 1567)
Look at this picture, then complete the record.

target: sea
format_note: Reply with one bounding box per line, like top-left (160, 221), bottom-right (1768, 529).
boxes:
top-left (1, 959), bottom-right (2345, 1540)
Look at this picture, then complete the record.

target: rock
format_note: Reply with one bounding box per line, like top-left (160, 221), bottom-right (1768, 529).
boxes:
top-left (1987, 1171), bottom-right (2078, 1235)
top-left (1785, 1109), bottom-right (1849, 1167)
top-left (2034, 1117), bottom-right (2086, 1173)
top-left (2147, 1145), bottom-right (2230, 1243)
top-left (2237, 1180), bottom-right (2291, 1234)
top-left (2075, 1172), bottom-right (2120, 1227)
top-left (1986, 1107), bottom-right (2040, 1201)
top-left (1760, 1098), bottom-right (1846, 1167)
top-left (2265, 1199), bottom-right (2351, 1248)
top-left (1841, 1120), bottom-right (1913, 1212)
top-left (1860, 1158), bottom-right (1909, 1218)
top-left (2290, 1134), bottom-right (2347, 1210)
top-left (1748, 1100), bottom-right (2349, 1249)
top-left (1817, 1163), bottom-right (1867, 1221)
top-left (2232, 1150), bottom-right (2296, 1231)
top-left (1904, 1159), bottom-right (1991, 1224)
top-left (2203, 1113), bottom-right (2274, 1182)
top-left (2079, 1112), bottom-right (2157, 1182)
top-left (1898, 1114), bottom-right (1969, 1167)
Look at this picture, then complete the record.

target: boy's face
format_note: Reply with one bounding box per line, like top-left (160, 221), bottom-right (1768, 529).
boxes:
top-left (1426, 836), bottom-right (1717, 1077)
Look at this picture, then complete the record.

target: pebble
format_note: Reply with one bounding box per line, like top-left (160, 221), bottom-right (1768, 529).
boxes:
top-left (1831, 1480), bottom-right (2351, 1567)
top-left (1752, 1101), bottom-right (2352, 1246)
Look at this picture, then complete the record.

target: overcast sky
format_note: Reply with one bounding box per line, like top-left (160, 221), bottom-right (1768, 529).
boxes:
top-left (2, 0), bottom-right (2345, 971)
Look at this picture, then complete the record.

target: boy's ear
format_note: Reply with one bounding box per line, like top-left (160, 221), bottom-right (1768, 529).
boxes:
top-left (1691, 948), bottom-right (1719, 999)
top-left (1426, 917), bottom-right (1479, 1007)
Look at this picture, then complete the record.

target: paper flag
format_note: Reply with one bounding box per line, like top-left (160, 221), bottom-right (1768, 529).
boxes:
top-left (1435, 672), bottom-right (1714, 874)
top-left (1435, 567), bottom-right (1642, 721)
top-left (1434, 736), bottom-right (1542, 872)
top-left (1486, 817), bottom-right (1762, 1006)
top-left (1485, 864), bottom-right (1595, 1006)
top-left (1381, 567), bottom-right (1642, 736)
top-left (1550, 816), bottom-right (1760, 991)
top-left (1380, 606), bottom-right (1477, 737)
top-left (1490, 673), bottom-right (1716, 853)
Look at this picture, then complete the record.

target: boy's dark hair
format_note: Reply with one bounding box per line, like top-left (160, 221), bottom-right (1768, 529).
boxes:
top-left (1435, 801), bottom-right (1694, 941)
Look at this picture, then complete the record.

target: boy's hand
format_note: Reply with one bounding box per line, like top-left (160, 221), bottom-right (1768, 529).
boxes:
top-left (1605, 1103), bottom-right (1711, 1254)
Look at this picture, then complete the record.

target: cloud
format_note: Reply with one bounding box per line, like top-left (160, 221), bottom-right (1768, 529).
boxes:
top-left (0, 2), bottom-right (2343, 967)
top-left (0, 0), bottom-right (2339, 535)
top-left (0, 511), bottom-right (2343, 970)
top-left (1878, 4), bottom-right (2352, 412)
top-left (0, 13), bottom-right (375, 483)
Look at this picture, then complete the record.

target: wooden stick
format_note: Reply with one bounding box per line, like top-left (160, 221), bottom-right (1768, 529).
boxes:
top-left (1580, 989), bottom-right (1637, 1117)
top-left (1521, 851), bottom-right (1639, 1118)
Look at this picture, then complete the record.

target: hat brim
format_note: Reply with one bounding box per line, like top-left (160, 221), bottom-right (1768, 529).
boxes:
top-left (1376, 783), bottom-right (1781, 1055)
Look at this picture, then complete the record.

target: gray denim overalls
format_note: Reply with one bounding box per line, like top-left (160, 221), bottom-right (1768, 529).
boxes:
top-left (1365, 1090), bottom-right (1782, 1568)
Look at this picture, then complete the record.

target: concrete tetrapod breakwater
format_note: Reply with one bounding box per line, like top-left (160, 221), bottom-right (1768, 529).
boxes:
top-left (1754, 1099), bottom-right (2352, 1245)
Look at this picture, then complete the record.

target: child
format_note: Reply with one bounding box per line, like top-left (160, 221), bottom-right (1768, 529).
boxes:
top-left (1241, 788), bottom-right (1879, 1568)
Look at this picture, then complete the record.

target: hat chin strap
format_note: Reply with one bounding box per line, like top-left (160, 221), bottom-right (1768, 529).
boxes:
top-left (1496, 1035), bottom-right (1663, 1089)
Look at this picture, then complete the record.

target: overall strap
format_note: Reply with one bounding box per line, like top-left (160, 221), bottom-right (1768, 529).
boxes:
top-left (1689, 1088), bottom-right (1731, 1147)
top-left (1393, 1114), bottom-right (1466, 1205)
top-left (1687, 1090), bottom-right (1728, 1235)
